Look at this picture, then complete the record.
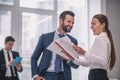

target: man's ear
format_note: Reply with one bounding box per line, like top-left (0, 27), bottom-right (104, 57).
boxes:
top-left (59, 18), bottom-right (63, 24)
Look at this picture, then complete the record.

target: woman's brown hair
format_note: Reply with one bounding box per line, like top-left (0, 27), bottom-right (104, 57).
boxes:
top-left (93, 14), bottom-right (116, 70)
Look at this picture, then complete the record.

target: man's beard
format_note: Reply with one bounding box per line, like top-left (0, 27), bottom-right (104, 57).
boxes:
top-left (61, 23), bottom-right (72, 33)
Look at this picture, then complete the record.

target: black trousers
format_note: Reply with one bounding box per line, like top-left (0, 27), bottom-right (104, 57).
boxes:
top-left (88, 69), bottom-right (109, 80)
top-left (0, 76), bottom-right (19, 80)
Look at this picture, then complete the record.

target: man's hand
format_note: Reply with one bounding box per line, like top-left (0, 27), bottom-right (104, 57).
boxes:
top-left (7, 60), bottom-right (14, 67)
top-left (16, 63), bottom-right (22, 71)
top-left (61, 50), bottom-right (74, 61)
top-left (61, 50), bottom-right (69, 61)
top-left (61, 56), bottom-right (68, 61)
top-left (34, 76), bottom-right (45, 80)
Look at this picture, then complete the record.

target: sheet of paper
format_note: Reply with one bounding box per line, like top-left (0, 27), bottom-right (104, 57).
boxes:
top-left (47, 36), bottom-right (79, 60)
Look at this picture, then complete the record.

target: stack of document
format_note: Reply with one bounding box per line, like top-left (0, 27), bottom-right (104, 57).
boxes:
top-left (47, 36), bottom-right (79, 60)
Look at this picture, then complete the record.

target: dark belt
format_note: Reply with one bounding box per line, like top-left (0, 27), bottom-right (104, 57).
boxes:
top-left (39, 69), bottom-right (64, 76)
top-left (89, 69), bottom-right (108, 80)
top-left (90, 69), bottom-right (107, 74)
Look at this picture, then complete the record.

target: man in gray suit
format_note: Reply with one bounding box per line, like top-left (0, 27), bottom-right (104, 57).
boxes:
top-left (31, 10), bottom-right (79, 80)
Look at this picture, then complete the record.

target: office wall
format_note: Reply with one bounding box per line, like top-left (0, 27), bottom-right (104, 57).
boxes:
top-left (105, 0), bottom-right (120, 79)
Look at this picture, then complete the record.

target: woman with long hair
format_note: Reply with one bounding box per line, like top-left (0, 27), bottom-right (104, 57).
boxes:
top-left (64, 14), bottom-right (116, 80)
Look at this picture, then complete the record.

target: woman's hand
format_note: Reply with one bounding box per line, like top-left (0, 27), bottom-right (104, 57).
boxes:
top-left (73, 45), bottom-right (86, 55)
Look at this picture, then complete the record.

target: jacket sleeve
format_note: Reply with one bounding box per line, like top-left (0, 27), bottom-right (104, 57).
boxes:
top-left (31, 35), bottom-right (44, 77)
top-left (66, 60), bottom-right (79, 69)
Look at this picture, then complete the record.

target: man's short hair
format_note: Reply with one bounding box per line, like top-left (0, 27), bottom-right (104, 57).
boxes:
top-left (5, 36), bottom-right (15, 43)
top-left (59, 10), bottom-right (75, 20)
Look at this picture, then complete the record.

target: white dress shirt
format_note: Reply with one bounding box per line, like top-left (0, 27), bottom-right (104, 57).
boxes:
top-left (3, 49), bottom-right (16, 77)
top-left (74, 32), bottom-right (111, 70)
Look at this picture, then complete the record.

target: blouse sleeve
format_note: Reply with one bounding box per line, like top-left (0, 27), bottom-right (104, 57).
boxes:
top-left (84, 37), bottom-right (108, 66)
top-left (73, 56), bottom-right (90, 67)
top-left (73, 36), bottom-right (109, 67)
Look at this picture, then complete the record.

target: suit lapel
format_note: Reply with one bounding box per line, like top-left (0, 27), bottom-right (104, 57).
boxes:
top-left (47, 31), bottom-right (55, 57)
top-left (11, 51), bottom-right (15, 59)
top-left (67, 34), bottom-right (72, 41)
top-left (48, 31), bottom-right (55, 44)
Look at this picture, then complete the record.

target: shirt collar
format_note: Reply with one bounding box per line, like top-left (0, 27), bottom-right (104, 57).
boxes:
top-left (3, 48), bottom-right (11, 53)
top-left (55, 30), bottom-right (67, 36)
top-left (99, 32), bottom-right (107, 37)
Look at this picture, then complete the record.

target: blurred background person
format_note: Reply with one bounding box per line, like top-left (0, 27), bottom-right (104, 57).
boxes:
top-left (0, 36), bottom-right (23, 80)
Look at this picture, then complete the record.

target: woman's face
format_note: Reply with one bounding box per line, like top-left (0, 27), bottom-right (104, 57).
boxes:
top-left (91, 18), bottom-right (105, 35)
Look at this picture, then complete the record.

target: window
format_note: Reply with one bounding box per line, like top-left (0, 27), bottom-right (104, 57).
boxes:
top-left (20, 0), bottom-right (54, 10)
top-left (58, 0), bottom-right (88, 47)
top-left (22, 13), bottom-right (52, 55)
top-left (21, 13), bottom-right (53, 79)
top-left (0, 0), bottom-right (14, 5)
top-left (0, 10), bottom-right (11, 49)
top-left (21, 13), bottom-right (53, 80)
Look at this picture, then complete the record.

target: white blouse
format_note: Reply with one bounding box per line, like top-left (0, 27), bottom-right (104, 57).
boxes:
top-left (74, 32), bottom-right (111, 70)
